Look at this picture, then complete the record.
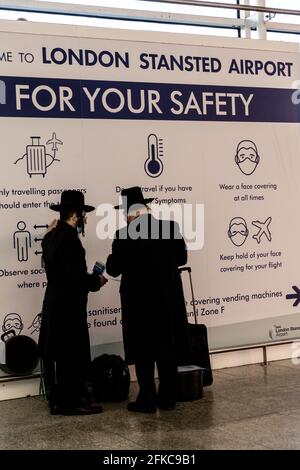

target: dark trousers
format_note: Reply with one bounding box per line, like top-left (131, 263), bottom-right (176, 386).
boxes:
top-left (135, 359), bottom-right (178, 407)
top-left (43, 357), bottom-right (89, 409)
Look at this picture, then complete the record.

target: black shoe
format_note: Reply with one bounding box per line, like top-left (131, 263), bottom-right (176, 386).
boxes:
top-left (127, 401), bottom-right (156, 414)
top-left (61, 404), bottom-right (103, 416)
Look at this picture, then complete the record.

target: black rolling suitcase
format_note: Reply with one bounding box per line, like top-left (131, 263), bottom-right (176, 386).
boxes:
top-left (177, 267), bottom-right (213, 401)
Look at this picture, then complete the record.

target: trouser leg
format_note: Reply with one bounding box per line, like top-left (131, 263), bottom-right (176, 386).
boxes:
top-left (135, 360), bottom-right (157, 407)
top-left (42, 359), bottom-right (57, 405)
top-left (55, 358), bottom-right (87, 409)
top-left (157, 359), bottom-right (177, 407)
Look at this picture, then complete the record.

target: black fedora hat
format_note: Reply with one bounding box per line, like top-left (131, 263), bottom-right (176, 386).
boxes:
top-left (50, 190), bottom-right (95, 213)
top-left (114, 186), bottom-right (154, 210)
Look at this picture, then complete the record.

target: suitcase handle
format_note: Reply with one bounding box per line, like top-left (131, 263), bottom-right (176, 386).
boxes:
top-left (178, 267), bottom-right (191, 274)
top-left (179, 266), bottom-right (198, 325)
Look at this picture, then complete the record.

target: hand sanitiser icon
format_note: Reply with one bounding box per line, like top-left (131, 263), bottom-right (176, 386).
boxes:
top-left (144, 133), bottom-right (164, 178)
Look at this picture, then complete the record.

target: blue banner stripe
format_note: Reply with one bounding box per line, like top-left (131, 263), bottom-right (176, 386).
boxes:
top-left (0, 76), bottom-right (299, 123)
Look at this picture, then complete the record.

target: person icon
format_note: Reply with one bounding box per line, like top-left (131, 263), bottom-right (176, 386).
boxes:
top-left (2, 313), bottom-right (24, 336)
top-left (28, 313), bottom-right (42, 335)
top-left (228, 217), bottom-right (249, 247)
top-left (235, 140), bottom-right (260, 176)
top-left (13, 221), bottom-right (31, 262)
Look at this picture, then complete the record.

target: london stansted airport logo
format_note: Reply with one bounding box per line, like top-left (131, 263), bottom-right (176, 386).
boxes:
top-left (0, 79), bottom-right (6, 104)
top-left (268, 324), bottom-right (289, 339)
top-left (269, 325), bottom-right (277, 340)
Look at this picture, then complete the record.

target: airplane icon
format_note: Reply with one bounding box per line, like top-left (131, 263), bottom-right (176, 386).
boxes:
top-left (252, 217), bottom-right (272, 244)
top-left (46, 132), bottom-right (63, 152)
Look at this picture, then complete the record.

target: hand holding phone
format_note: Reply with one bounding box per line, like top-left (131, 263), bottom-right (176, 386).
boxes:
top-left (93, 261), bottom-right (105, 276)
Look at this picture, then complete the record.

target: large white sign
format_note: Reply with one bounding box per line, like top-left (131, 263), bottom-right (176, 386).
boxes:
top-left (1, 23), bottom-right (300, 365)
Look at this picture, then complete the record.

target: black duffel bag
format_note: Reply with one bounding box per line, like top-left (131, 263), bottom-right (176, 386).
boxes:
top-left (0, 330), bottom-right (39, 375)
top-left (91, 354), bottom-right (130, 402)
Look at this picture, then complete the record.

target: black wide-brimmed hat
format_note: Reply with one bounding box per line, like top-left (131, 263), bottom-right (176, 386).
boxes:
top-left (114, 186), bottom-right (154, 210)
top-left (50, 190), bottom-right (95, 212)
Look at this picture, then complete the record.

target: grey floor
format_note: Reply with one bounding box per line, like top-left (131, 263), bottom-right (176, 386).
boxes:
top-left (1, 359), bottom-right (300, 450)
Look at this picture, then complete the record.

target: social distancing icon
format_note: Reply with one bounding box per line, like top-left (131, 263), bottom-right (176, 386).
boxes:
top-left (13, 221), bottom-right (31, 262)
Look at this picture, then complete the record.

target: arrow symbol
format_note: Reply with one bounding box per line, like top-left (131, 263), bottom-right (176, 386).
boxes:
top-left (35, 251), bottom-right (43, 256)
top-left (286, 286), bottom-right (300, 307)
top-left (34, 238), bottom-right (43, 242)
top-left (34, 224), bottom-right (48, 230)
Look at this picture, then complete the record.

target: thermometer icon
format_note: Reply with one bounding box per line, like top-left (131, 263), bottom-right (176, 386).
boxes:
top-left (144, 133), bottom-right (164, 178)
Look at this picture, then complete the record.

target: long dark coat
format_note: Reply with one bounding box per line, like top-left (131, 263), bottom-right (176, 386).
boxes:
top-left (39, 220), bottom-right (100, 367)
top-left (106, 214), bottom-right (189, 365)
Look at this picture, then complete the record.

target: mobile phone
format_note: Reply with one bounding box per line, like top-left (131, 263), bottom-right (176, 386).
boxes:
top-left (93, 261), bottom-right (105, 275)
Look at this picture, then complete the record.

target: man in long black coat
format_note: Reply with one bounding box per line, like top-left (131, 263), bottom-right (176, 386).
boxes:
top-left (106, 187), bottom-right (189, 413)
top-left (39, 190), bottom-right (106, 415)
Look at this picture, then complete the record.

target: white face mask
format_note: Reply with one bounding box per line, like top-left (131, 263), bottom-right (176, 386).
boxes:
top-left (228, 222), bottom-right (248, 247)
top-left (237, 159), bottom-right (258, 176)
top-left (230, 233), bottom-right (248, 247)
top-left (75, 212), bottom-right (86, 236)
top-left (76, 214), bottom-right (83, 235)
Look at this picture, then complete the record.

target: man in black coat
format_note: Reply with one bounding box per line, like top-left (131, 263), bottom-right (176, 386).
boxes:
top-left (106, 187), bottom-right (189, 413)
top-left (39, 190), bottom-right (107, 415)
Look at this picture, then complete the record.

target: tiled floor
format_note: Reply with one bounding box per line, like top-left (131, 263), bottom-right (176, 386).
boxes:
top-left (0, 359), bottom-right (300, 450)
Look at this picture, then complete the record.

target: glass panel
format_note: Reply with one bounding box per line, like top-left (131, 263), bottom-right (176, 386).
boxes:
top-left (268, 31), bottom-right (300, 43)
top-left (266, 0), bottom-right (300, 24)
top-left (0, 8), bottom-right (238, 36)
top-left (36, 0), bottom-right (239, 18)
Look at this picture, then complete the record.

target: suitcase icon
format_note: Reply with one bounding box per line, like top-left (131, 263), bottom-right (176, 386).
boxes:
top-left (14, 134), bottom-right (62, 177)
top-left (26, 137), bottom-right (47, 177)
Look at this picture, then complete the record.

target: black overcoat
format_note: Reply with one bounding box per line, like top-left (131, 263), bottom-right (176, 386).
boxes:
top-left (38, 220), bottom-right (100, 365)
top-left (106, 214), bottom-right (189, 364)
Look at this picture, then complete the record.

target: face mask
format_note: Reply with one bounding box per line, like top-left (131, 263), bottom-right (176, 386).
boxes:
top-left (76, 214), bottom-right (85, 237)
top-left (237, 159), bottom-right (258, 176)
top-left (229, 232), bottom-right (248, 247)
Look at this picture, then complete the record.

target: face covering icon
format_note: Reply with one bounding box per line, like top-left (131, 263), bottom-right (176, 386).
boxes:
top-left (2, 313), bottom-right (24, 336)
top-left (228, 218), bottom-right (249, 247)
top-left (235, 140), bottom-right (260, 176)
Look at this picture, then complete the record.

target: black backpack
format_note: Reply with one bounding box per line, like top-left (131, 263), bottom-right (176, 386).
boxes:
top-left (0, 330), bottom-right (39, 375)
top-left (91, 354), bottom-right (130, 402)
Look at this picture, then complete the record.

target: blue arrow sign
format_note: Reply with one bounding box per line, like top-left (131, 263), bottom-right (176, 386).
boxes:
top-left (286, 286), bottom-right (300, 307)
top-left (34, 224), bottom-right (48, 230)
